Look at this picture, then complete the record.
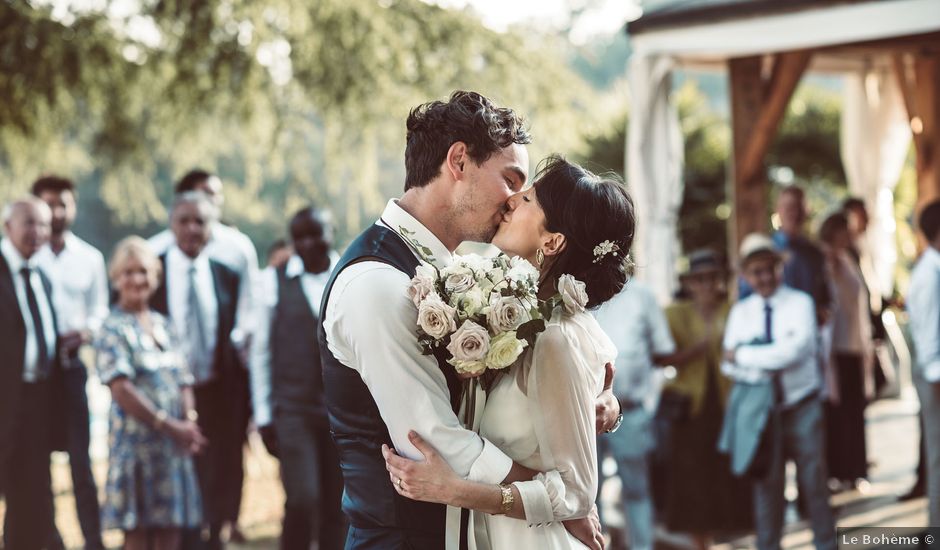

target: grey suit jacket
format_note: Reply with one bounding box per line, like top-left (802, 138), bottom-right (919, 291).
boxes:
top-left (718, 379), bottom-right (775, 476)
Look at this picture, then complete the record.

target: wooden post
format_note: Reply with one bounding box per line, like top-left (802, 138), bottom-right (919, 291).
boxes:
top-left (727, 50), bottom-right (811, 264)
top-left (914, 53), bottom-right (940, 209)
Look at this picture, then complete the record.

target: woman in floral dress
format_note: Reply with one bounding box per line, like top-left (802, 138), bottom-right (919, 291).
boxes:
top-left (96, 236), bottom-right (206, 550)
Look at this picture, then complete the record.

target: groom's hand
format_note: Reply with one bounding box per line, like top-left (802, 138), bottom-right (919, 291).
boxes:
top-left (562, 505), bottom-right (604, 550)
top-left (595, 362), bottom-right (620, 434)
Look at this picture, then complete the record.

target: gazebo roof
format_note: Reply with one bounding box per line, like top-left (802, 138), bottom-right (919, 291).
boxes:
top-left (628, 0), bottom-right (860, 34)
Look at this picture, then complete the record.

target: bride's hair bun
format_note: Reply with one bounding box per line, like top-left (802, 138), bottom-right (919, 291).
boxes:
top-left (534, 156), bottom-right (636, 309)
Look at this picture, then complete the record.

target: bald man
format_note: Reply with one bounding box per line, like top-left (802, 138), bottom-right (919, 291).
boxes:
top-left (0, 197), bottom-right (64, 549)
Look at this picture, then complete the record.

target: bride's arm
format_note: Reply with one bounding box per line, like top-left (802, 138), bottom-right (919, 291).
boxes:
top-left (383, 432), bottom-right (604, 550)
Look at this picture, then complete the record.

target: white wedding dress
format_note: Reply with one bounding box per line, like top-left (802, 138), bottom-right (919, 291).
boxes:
top-left (468, 307), bottom-right (617, 550)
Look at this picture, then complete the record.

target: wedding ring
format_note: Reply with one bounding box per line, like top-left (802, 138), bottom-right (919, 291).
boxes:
top-left (397, 478), bottom-right (403, 489)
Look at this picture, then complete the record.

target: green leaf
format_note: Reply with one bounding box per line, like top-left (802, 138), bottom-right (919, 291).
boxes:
top-left (516, 318), bottom-right (545, 341)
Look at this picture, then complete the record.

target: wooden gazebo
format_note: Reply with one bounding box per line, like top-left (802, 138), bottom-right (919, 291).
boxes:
top-left (624, 0), bottom-right (940, 303)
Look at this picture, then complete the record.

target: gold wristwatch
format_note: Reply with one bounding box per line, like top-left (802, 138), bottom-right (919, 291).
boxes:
top-left (498, 483), bottom-right (514, 514)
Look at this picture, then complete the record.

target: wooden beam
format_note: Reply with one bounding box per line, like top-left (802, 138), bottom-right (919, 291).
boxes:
top-left (727, 50), bottom-right (811, 263)
top-left (913, 52), bottom-right (940, 210)
top-left (728, 55), bottom-right (767, 262)
top-left (893, 53), bottom-right (923, 152)
top-left (737, 50), bottom-right (812, 185)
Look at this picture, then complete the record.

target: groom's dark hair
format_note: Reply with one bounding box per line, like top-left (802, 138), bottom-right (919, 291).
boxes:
top-left (404, 91), bottom-right (531, 191)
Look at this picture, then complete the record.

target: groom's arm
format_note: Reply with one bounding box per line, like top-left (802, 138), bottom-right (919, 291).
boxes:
top-left (324, 262), bottom-right (515, 483)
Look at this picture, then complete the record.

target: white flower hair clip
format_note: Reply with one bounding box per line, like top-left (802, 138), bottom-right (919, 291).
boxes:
top-left (592, 240), bottom-right (621, 264)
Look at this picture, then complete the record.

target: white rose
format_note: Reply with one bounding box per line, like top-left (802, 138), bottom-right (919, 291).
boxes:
top-left (446, 321), bottom-right (490, 363)
top-left (485, 294), bottom-right (532, 332)
top-left (443, 265), bottom-right (475, 294)
top-left (485, 331), bottom-right (528, 370)
top-left (458, 286), bottom-right (487, 317)
top-left (408, 264), bottom-right (437, 307)
top-left (458, 253), bottom-right (490, 273)
top-left (417, 292), bottom-right (457, 340)
top-left (507, 256), bottom-right (539, 283)
top-left (451, 359), bottom-right (488, 376)
top-left (558, 274), bottom-right (588, 314)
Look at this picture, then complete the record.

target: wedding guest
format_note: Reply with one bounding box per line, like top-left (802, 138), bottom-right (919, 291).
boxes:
top-left (0, 197), bottom-right (62, 549)
top-left (250, 206), bottom-right (346, 549)
top-left (818, 212), bottom-right (873, 488)
top-left (96, 236), bottom-right (205, 550)
top-left (741, 186), bottom-right (831, 323)
top-left (32, 175), bottom-right (107, 550)
top-left (906, 199), bottom-right (940, 527)
top-left (593, 279), bottom-right (674, 550)
top-left (723, 233), bottom-right (836, 550)
top-left (150, 191), bottom-right (251, 549)
top-left (660, 250), bottom-right (752, 549)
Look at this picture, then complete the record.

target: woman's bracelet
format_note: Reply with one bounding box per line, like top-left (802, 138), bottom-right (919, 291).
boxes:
top-left (498, 483), bottom-right (514, 515)
top-left (153, 409), bottom-right (169, 432)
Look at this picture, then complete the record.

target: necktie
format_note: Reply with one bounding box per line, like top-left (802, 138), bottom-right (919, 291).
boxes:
top-left (764, 299), bottom-right (784, 404)
top-left (20, 267), bottom-right (51, 378)
top-left (763, 301), bottom-right (773, 343)
top-left (186, 265), bottom-right (212, 381)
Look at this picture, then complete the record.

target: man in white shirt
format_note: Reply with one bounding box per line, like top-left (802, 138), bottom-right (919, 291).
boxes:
top-left (594, 280), bottom-right (675, 550)
top-left (32, 176), bottom-right (107, 550)
top-left (148, 169), bottom-right (258, 344)
top-left (249, 206), bottom-right (345, 550)
top-left (722, 233), bottom-right (836, 550)
top-left (906, 199), bottom-right (940, 526)
top-left (0, 197), bottom-right (61, 549)
top-left (320, 91), bottom-right (619, 550)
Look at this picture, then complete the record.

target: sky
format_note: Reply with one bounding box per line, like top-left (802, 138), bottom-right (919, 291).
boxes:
top-left (422, 0), bottom-right (643, 43)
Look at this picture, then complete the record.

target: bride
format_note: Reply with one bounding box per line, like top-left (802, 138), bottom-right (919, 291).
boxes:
top-left (383, 156), bottom-right (636, 549)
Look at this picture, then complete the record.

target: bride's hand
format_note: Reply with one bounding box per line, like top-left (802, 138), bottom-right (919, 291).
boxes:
top-left (382, 430), bottom-right (462, 505)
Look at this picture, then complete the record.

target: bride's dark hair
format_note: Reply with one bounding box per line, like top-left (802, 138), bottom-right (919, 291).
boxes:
top-left (534, 156), bottom-right (636, 309)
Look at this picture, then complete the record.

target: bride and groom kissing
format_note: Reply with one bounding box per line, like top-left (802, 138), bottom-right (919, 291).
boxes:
top-left (317, 90), bottom-right (636, 550)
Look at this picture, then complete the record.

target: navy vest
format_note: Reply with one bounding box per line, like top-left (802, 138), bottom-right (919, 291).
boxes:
top-left (318, 224), bottom-right (462, 549)
top-left (271, 266), bottom-right (326, 422)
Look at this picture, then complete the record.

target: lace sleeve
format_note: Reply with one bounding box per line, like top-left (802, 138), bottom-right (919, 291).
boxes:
top-left (512, 320), bottom-right (603, 526)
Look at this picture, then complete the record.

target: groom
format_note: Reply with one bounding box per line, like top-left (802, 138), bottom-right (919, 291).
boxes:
top-left (318, 91), bottom-right (620, 550)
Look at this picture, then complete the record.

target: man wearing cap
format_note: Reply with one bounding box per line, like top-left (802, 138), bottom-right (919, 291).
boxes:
top-left (721, 233), bottom-right (836, 550)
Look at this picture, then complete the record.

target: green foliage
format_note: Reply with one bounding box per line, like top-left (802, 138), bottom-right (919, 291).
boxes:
top-left (1, 0), bottom-right (605, 259)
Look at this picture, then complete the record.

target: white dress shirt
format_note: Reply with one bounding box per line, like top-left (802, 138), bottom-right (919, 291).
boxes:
top-left (593, 280), bottom-right (675, 404)
top-left (249, 252), bottom-right (338, 427)
top-left (149, 222), bottom-right (257, 338)
top-left (722, 285), bottom-right (821, 406)
top-left (1, 238), bottom-right (58, 382)
top-left (908, 246), bottom-right (940, 383)
top-left (166, 246), bottom-right (219, 365)
top-left (322, 199), bottom-right (513, 485)
top-left (34, 232), bottom-right (109, 338)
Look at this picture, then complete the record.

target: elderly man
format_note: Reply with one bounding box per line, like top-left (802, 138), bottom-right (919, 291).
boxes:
top-left (32, 175), bottom-right (108, 550)
top-left (0, 197), bottom-right (63, 549)
top-left (722, 233), bottom-right (836, 550)
top-left (150, 191), bottom-right (251, 549)
top-left (906, 199), bottom-right (940, 526)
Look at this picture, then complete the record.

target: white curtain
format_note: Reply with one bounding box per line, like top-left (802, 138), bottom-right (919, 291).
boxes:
top-left (627, 54), bottom-right (684, 305)
top-left (840, 62), bottom-right (912, 299)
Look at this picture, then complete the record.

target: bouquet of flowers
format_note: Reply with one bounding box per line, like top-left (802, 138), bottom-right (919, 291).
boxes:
top-left (408, 253), bottom-right (550, 376)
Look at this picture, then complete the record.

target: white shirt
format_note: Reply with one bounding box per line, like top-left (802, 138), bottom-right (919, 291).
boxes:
top-left (149, 222), bottom-right (258, 337)
top-left (323, 199), bottom-right (513, 484)
top-left (722, 285), bottom-right (820, 406)
top-left (907, 246), bottom-right (940, 382)
top-left (166, 246), bottom-right (219, 366)
top-left (1, 238), bottom-right (58, 382)
top-left (250, 252), bottom-right (338, 426)
top-left (34, 232), bottom-right (109, 337)
top-left (829, 250), bottom-right (872, 355)
top-left (593, 280), bottom-right (675, 404)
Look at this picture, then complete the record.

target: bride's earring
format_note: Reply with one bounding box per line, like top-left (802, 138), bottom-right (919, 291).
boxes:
top-left (536, 248), bottom-right (545, 267)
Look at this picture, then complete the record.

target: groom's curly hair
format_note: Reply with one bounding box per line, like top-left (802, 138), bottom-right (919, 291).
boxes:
top-left (404, 91), bottom-right (531, 191)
